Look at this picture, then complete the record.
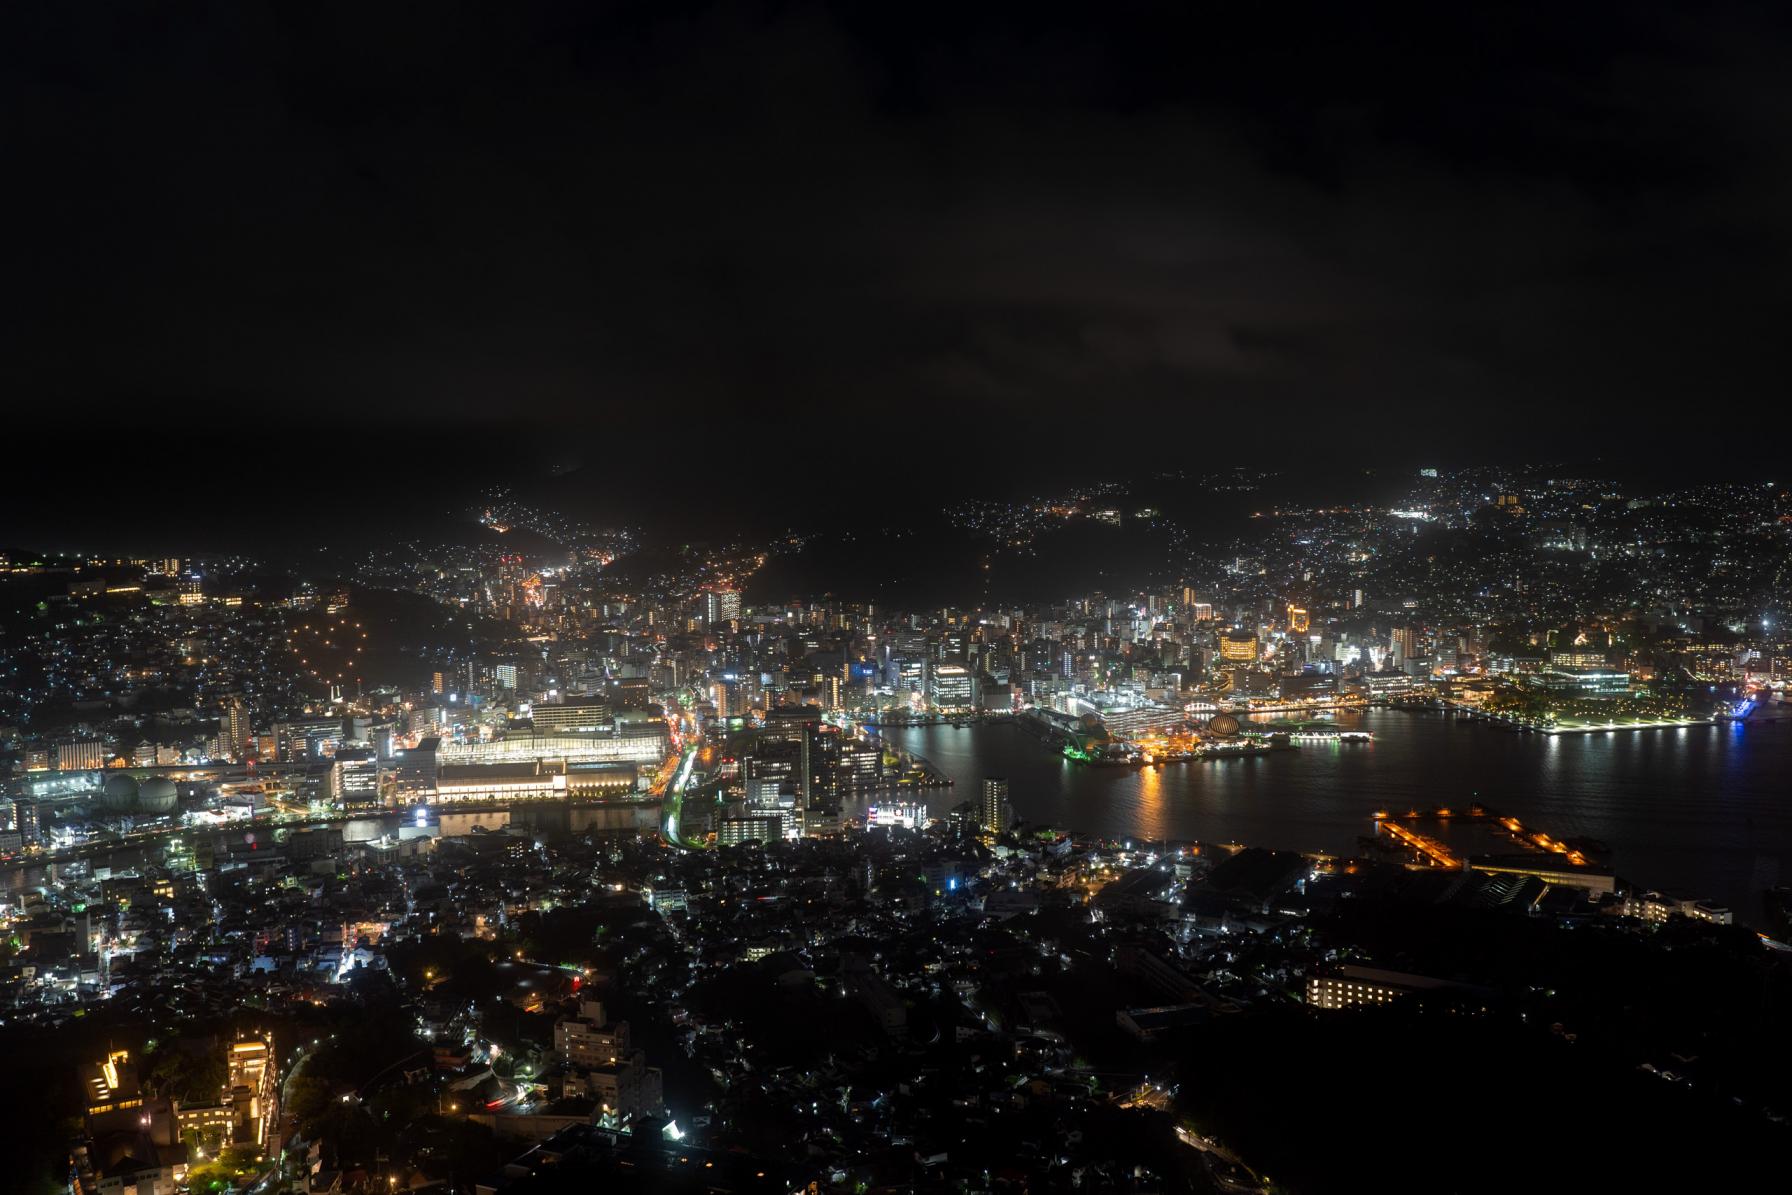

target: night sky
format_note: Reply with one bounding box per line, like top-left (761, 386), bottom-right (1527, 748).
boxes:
top-left (4, 2), bottom-right (1789, 541)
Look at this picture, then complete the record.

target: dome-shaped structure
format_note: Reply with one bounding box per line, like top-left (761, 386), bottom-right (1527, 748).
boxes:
top-left (137, 777), bottom-right (178, 813)
top-left (100, 773), bottom-right (140, 811)
top-left (1206, 713), bottom-right (1242, 740)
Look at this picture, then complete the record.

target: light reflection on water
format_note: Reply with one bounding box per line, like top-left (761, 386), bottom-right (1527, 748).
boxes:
top-left (873, 709), bottom-right (1792, 926)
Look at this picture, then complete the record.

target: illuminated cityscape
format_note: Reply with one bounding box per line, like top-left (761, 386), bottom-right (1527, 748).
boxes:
top-left (5, 4), bottom-right (1792, 1193)
top-left (4, 461), bottom-right (1790, 1192)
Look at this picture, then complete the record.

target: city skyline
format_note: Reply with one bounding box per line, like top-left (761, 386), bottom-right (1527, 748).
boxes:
top-left (5, 480), bottom-right (1790, 1190)
top-left (6, 5), bottom-right (1792, 1193)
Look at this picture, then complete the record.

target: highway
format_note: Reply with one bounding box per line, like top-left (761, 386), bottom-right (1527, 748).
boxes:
top-left (658, 743), bottom-right (704, 850)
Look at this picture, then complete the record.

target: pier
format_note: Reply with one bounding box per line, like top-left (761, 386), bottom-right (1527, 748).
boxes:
top-left (1370, 804), bottom-right (1599, 871)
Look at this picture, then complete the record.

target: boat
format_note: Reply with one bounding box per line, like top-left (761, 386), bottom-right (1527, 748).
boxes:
top-left (1283, 728), bottom-right (1373, 743)
top-left (1198, 741), bottom-right (1285, 760)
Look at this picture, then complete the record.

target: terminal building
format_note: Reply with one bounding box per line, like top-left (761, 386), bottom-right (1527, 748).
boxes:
top-left (436, 762), bottom-right (568, 803)
top-left (437, 724), bottom-right (667, 767)
top-left (1470, 856), bottom-right (1617, 894)
top-left (1530, 668), bottom-right (1633, 697)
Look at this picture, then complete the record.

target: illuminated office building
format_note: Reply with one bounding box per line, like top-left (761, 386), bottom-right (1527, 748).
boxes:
top-left (1218, 631), bottom-right (1259, 664)
top-left (929, 663), bottom-right (975, 711)
top-left (328, 749), bottom-right (380, 807)
top-left (530, 695), bottom-right (613, 732)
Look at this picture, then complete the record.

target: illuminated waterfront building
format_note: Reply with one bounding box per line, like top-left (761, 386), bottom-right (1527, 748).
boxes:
top-left (435, 761), bottom-right (568, 801)
top-left (1470, 857), bottom-right (1617, 894)
top-left (929, 663), bottom-right (975, 711)
top-left (1549, 646), bottom-right (1610, 668)
top-left (1531, 668), bottom-right (1632, 697)
top-left (328, 749), bottom-right (380, 806)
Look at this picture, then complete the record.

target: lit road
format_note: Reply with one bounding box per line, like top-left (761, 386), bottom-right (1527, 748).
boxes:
top-left (659, 742), bottom-right (703, 850)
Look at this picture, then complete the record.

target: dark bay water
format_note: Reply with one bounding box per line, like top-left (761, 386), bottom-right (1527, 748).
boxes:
top-left (878, 710), bottom-right (1792, 926)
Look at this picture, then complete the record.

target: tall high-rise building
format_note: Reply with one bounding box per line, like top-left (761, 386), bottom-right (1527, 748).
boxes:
top-left (11, 797), bottom-right (40, 846)
top-left (895, 657), bottom-right (926, 695)
top-left (709, 678), bottom-right (741, 720)
top-left (703, 588), bottom-right (742, 627)
top-left (980, 776), bottom-right (1010, 835)
top-left (1287, 605), bottom-right (1310, 634)
top-left (221, 693), bottom-right (251, 761)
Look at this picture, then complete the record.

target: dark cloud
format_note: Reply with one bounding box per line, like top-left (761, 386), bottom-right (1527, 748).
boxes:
top-left (2, 0), bottom-right (1788, 501)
